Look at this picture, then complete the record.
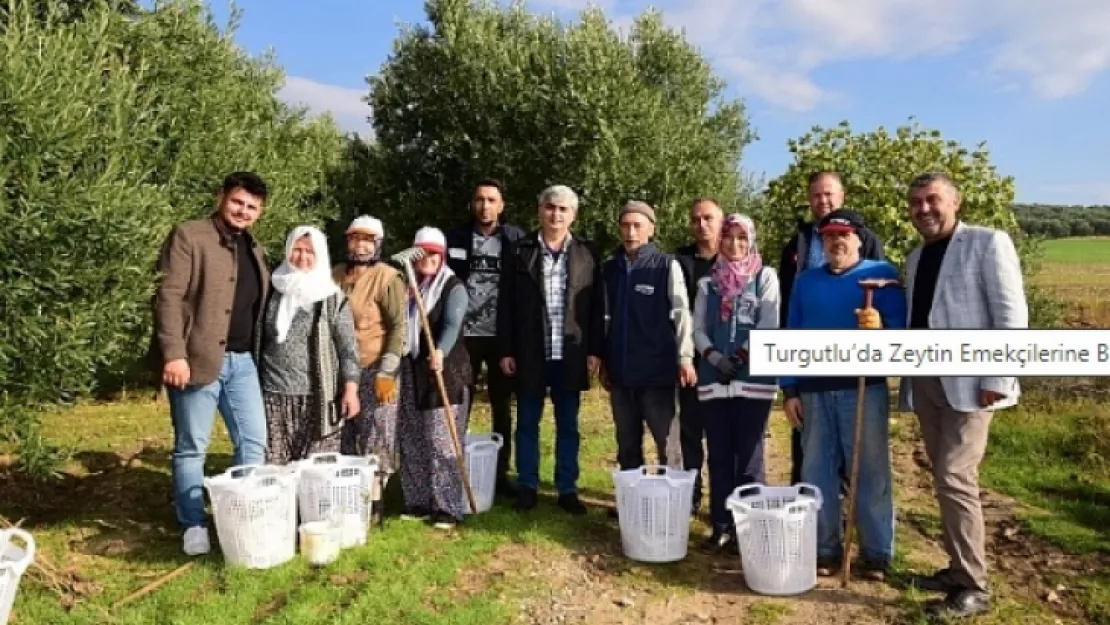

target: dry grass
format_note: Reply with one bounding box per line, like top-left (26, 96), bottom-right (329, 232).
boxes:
top-left (1033, 238), bottom-right (1110, 326)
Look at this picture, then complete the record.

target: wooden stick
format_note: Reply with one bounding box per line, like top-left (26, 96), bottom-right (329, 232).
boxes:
top-left (401, 263), bottom-right (479, 514)
top-left (113, 562), bottom-right (194, 609)
top-left (841, 287), bottom-right (876, 588)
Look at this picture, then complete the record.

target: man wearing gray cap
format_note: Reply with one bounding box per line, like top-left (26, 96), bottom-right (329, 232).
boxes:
top-left (600, 200), bottom-right (697, 517)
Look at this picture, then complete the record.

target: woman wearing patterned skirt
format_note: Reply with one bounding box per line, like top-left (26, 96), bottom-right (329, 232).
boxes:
top-left (398, 226), bottom-right (473, 530)
top-left (333, 216), bottom-right (408, 523)
top-left (256, 226), bottom-right (361, 465)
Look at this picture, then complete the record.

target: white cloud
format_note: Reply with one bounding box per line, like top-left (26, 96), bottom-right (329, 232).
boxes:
top-left (278, 75), bottom-right (372, 137)
top-left (539, 0), bottom-right (1110, 112)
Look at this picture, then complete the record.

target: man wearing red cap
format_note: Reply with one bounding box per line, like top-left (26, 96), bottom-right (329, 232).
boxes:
top-left (780, 209), bottom-right (905, 582)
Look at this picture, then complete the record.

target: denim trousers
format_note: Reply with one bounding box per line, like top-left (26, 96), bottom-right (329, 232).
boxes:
top-left (799, 383), bottom-right (894, 562)
top-left (168, 352), bottom-right (268, 529)
top-left (514, 360), bottom-right (581, 495)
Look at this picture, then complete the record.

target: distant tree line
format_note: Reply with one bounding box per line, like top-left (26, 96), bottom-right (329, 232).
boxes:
top-left (1014, 204), bottom-right (1110, 238)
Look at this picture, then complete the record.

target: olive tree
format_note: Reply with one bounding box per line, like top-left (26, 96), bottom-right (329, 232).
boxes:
top-left (361, 0), bottom-right (754, 251)
top-left (0, 0), bottom-right (344, 474)
top-left (763, 119), bottom-right (1062, 326)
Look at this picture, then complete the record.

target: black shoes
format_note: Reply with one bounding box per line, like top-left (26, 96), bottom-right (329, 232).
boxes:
top-left (514, 486), bottom-right (539, 511)
top-left (495, 478), bottom-right (518, 499)
top-left (909, 567), bottom-right (962, 593)
top-left (431, 511), bottom-right (461, 530)
top-left (557, 493), bottom-right (588, 516)
top-left (701, 527), bottom-right (739, 556)
top-left (926, 589), bottom-right (991, 620)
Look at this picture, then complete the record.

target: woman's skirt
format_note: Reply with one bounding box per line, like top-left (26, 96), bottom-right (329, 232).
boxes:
top-left (341, 362), bottom-right (404, 475)
top-left (264, 392), bottom-right (340, 465)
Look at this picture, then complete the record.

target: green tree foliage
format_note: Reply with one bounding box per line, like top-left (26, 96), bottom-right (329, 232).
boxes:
top-left (0, 0), bottom-right (343, 473)
top-left (763, 119), bottom-right (1062, 327)
top-left (1014, 203), bottom-right (1110, 238)
top-left (360, 0), bottom-right (753, 251)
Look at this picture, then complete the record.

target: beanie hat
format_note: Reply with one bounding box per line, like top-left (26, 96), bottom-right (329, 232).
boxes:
top-left (619, 200), bottom-right (655, 223)
top-left (413, 226), bottom-right (447, 254)
top-left (346, 215), bottom-right (384, 238)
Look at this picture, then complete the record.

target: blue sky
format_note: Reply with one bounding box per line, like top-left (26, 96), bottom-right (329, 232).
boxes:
top-left (205, 0), bottom-right (1110, 206)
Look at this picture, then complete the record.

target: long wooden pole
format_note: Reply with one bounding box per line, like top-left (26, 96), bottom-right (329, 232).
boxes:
top-left (841, 287), bottom-right (874, 588)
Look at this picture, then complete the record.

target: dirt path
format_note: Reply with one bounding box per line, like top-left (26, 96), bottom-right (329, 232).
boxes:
top-left (459, 414), bottom-right (1098, 625)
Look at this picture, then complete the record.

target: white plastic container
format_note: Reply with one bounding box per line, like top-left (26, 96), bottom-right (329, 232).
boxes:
top-left (204, 464), bottom-right (298, 569)
top-left (0, 529), bottom-right (34, 625)
top-left (461, 433), bottom-right (504, 515)
top-left (298, 521), bottom-right (341, 567)
top-left (294, 453), bottom-right (378, 548)
top-left (611, 465), bottom-right (698, 563)
top-left (727, 483), bottom-right (823, 596)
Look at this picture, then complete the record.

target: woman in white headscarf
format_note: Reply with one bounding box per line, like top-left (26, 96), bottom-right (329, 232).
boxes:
top-left (256, 225), bottom-right (361, 464)
top-left (397, 226), bottom-right (472, 530)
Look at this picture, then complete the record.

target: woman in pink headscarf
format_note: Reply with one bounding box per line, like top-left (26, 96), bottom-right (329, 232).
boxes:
top-left (691, 213), bottom-right (781, 555)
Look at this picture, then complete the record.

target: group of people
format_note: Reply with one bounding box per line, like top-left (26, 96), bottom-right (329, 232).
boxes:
top-left (149, 168), bottom-right (1026, 621)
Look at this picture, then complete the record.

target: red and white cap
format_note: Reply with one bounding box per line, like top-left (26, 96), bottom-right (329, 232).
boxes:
top-left (413, 226), bottom-right (446, 254)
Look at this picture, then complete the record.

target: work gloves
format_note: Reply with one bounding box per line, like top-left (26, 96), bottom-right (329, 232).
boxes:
top-left (374, 374), bottom-right (397, 404)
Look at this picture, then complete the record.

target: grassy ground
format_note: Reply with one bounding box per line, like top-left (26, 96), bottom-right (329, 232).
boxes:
top-left (4, 236), bottom-right (1110, 624)
top-left (1034, 237), bottom-right (1110, 326)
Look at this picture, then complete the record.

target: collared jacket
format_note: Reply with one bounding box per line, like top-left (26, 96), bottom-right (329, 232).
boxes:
top-left (496, 230), bottom-right (604, 394)
top-left (148, 216), bottom-right (269, 386)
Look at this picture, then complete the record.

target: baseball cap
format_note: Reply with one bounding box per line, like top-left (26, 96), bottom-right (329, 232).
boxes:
top-left (413, 226), bottom-right (447, 254)
top-left (817, 209), bottom-right (865, 235)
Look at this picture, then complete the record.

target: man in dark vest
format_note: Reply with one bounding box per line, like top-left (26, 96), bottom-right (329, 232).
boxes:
top-left (778, 171), bottom-right (886, 485)
top-left (674, 197), bottom-right (723, 514)
top-left (445, 178), bottom-right (525, 497)
top-left (601, 201), bottom-right (697, 518)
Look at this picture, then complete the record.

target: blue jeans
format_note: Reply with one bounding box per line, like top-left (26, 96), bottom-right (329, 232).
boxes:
top-left (514, 360), bottom-right (581, 495)
top-left (799, 383), bottom-right (893, 563)
top-left (168, 352), bottom-right (268, 530)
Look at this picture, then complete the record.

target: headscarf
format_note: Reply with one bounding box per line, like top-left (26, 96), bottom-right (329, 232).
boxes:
top-left (710, 213), bottom-right (763, 322)
top-left (405, 227), bottom-right (456, 356)
top-left (345, 215), bottom-right (385, 267)
top-left (270, 226), bottom-right (340, 343)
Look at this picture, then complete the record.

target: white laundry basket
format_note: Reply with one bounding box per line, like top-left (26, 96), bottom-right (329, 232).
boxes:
top-left (611, 465), bottom-right (698, 563)
top-left (204, 464), bottom-right (298, 569)
top-left (461, 433), bottom-right (504, 515)
top-left (727, 483), bottom-right (823, 596)
top-left (294, 453), bottom-right (379, 548)
top-left (0, 529), bottom-right (34, 625)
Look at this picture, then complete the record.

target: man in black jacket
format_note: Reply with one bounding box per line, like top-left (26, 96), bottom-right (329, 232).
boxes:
top-left (673, 197), bottom-right (723, 513)
top-left (445, 178), bottom-right (525, 497)
top-left (778, 171), bottom-right (886, 485)
top-left (497, 184), bottom-right (604, 516)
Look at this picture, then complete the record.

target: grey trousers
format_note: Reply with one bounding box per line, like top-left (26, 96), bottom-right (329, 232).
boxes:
top-left (911, 376), bottom-right (994, 593)
top-left (610, 385), bottom-right (680, 471)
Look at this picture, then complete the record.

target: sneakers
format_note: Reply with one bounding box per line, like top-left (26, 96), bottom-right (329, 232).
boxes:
top-left (182, 526), bottom-right (211, 556)
top-left (701, 526), bottom-right (739, 556)
top-left (857, 559), bottom-right (889, 582)
top-left (400, 507), bottom-right (431, 521)
top-left (431, 511), bottom-right (460, 530)
top-left (557, 493), bottom-right (587, 516)
top-left (816, 557), bottom-right (840, 577)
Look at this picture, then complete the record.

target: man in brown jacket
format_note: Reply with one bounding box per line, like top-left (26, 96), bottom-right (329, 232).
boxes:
top-left (150, 171), bottom-right (271, 557)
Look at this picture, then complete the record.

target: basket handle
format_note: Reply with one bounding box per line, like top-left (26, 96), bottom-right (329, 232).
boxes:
top-left (0, 529), bottom-right (35, 575)
top-left (735, 483), bottom-right (763, 500)
top-left (489, 432), bottom-right (504, 448)
top-left (226, 464), bottom-right (264, 479)
top-left (306, 452), bottom-right (341, 465)
top-left (795, 482), bottom-right (824, 510)
top-left (639, 465), bottom-right (668, 477)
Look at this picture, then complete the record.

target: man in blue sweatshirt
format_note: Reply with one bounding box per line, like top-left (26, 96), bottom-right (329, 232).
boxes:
top-left (780, 209), bottom-right (906, 582)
